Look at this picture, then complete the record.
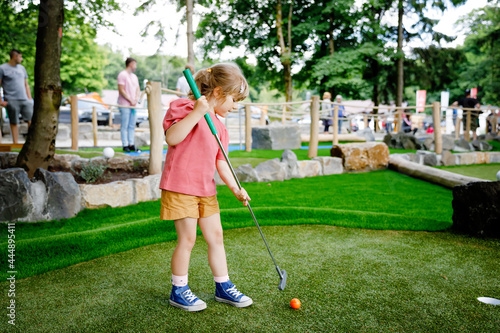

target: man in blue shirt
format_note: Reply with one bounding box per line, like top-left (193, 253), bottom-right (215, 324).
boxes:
top-left (0, 49), bottom-right (33, 144)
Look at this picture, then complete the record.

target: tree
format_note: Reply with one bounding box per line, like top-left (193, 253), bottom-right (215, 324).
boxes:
top-left (59, 10), bottom-right (108, 95)
top-left (17, 0), bottom-right (64, 177)
top-left (197, 0), bottom-right (312, 102)
top-left (458, 1), bottom-right (500, 104)
top-left (16, 0), bottom-right (119, 175)
top-left (395, 0), bottom-right (466, 106)
top-left (135, 0), bottom-right (197, 65)
top-left (0, 1), bottom-right (38, 90)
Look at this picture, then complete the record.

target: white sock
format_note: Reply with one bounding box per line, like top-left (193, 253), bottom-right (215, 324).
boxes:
top-left (214, 275), bottom-right (230, 283)
top-left (172, 274), bottom-right (188, 287)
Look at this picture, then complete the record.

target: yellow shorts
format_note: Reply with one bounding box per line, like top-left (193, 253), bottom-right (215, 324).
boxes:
top-left (160, 190), bottom-right (220, 221)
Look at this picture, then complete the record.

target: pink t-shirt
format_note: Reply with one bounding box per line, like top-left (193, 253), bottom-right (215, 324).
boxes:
top-left (117, 70), bottom-right (139, 106)
top-left (160, 99), bottom-right (229, 197)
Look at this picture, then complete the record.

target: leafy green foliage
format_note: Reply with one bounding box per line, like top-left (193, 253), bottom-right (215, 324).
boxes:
top-left (60, 10), bottom-right (108, 95)
top-left (458, 2), bottom-right (500, 104)
top-left (73, 160), bottom-right (107, 183)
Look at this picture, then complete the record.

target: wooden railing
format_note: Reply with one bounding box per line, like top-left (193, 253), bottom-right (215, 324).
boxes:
top-left (67, 83), bottom-right (495, 174)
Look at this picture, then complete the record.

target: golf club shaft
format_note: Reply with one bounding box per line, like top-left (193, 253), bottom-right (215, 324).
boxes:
top-left (213, 134), bottom-right (282, 274)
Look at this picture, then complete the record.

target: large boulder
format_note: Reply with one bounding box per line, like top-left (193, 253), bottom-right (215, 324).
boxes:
top-left (34, 168), bottom-right (81, 220)
top-left (383, 133), bottom-right (422, 150)
top-left (312, 156), bottom-right (343, 175)
top-left (251, 125), bottom-right (301, 150)
top-left (0, 152), bottom-right (19, 169)
top-left (280, 149), bottom-right (301, 179)
top-left (441, 150), bottom-right (456, 166)
top-left (471, 140), bottom-right (493, 151)
top-left (417, 151), bottom-right (438, 166)
top-left (0, 168), bottom-right (34, 221)
top-left (235, 164), bottom-right (259, 183)
top-left (0, 168), bottom-right (81, 222)
top-left (80, 181), bottom-right (134, 208)
top-left (330, 142), bottom-right (389, 172)
top-left (454, 138), bottom-right (474, 151)
top-left (358, 128), bottom-right (375, 142)
top-left (50, 154), bottom-right (80, 170)
top-left (254, 158), bottom-right (286, 182)
top-left (452, 181), bottom-right (500, 238)
top-left (442, 135), bottom-right (455, 151)
top-left (297, 160), bottom-right (322, 178)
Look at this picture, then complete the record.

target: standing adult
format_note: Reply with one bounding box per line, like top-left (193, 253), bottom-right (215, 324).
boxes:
top-left (117, 57), bottom-right (140, 152)
top-left (456, 89), bottom-right (481, 141)
top-left (176, 64), bottom-right (195, 98)
top-left (335, 95), bottom-right (345, 134)
top-left (0, 49), bottom-right (33, 144)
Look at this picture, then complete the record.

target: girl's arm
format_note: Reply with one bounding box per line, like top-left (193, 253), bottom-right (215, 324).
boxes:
top-left (216, 159), bottom-right (251, 206)
top-left (166, 97), bottom-right (210, 146)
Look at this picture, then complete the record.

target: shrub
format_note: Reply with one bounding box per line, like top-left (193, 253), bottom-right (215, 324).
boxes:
top-left (73, 161), bottom-right (107, 183)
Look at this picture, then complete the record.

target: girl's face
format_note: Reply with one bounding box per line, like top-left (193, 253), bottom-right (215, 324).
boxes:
top-left (214, 93), bottom-right (238, 118)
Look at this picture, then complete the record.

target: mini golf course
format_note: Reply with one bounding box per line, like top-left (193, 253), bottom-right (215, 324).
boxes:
top-left (1, 170), bottom-right (498, 332)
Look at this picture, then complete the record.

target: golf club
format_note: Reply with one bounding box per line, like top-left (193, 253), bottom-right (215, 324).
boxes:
top-left (183, 69), bottom-right (287, 291)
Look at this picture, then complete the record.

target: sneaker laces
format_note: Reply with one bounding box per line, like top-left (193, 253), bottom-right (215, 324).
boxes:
top-left (182, 289), bottom-right (198, 303)
top-left (226, 285), bottom-right (243, 298)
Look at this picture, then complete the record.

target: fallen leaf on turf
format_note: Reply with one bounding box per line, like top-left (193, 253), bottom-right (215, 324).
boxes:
top-left (440, 274), bottom-right (448, 280)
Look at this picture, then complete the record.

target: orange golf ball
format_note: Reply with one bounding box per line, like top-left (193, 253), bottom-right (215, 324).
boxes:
top-left (290, 298), bottom-right (301, 309)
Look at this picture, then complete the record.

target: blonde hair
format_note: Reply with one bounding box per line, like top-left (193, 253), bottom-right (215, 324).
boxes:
top-left (323, 92), bottom-right (331, 100)
top-left (190, 63), bottom-right (249, 102)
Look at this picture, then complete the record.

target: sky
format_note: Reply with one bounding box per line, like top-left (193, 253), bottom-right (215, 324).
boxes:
top-left (96, 0), bottom-right (489, 60)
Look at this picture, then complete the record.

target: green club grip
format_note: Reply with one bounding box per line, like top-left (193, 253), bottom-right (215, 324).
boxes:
top-left (183, 69), bottom-right (218, 135)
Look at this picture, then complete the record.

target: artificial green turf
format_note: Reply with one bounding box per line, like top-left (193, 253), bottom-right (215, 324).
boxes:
top-left (435, 163), bottom-right (500, 181)
top-left (0, 170), bottom-right (453, 281)
top-left (1, 225), bottom-right (498, 332)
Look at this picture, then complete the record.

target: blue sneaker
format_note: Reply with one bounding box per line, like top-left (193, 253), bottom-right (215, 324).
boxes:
top-left (215, 280), bottom-right (253, 308)
top-left (169, 285), bottom-right (207, 312)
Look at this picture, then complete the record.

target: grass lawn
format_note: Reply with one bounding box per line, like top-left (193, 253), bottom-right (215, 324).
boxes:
top-left (0, 170), bottom-right (453, 281)
top-left (1, 225), bottom-right (498, 332)
top-left (435, 163), bottom-right (500, 181)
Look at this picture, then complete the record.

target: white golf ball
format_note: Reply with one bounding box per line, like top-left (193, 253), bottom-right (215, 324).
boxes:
top-left (497, 170), bottom-right (500, 181)
top-left (103, 147), bottom-right (115, 159)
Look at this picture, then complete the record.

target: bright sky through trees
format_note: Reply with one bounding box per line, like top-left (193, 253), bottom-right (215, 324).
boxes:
top-left (96, 0), bottom-right (488, 59)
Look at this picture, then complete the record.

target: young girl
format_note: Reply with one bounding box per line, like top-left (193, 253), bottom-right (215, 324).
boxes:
top-left (160, 63), bottom-right (252, 312)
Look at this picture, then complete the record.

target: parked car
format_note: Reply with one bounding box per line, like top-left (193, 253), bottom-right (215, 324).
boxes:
top-left (112, 108), bottom-right (149, 127)
top-left (59, 93), bottom-right (110, 125)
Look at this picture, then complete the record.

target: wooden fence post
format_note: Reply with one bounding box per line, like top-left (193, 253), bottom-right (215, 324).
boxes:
top-left (432, 101), bottom-right (442, 154)
top-left (245, 104), bottom-right (252, 152)
top-left (465, 110), bottom-right (471, 141)
top-left (363, 114), bottom-right (368, 129)
top-left (147, 81), bottom-right (163, 175)
top-left (70, 95), bottom-right (78, 151)
top-left (92, 106), bottom-right (98, 147)
top-left (396, 109), bottom-right (403, 133)
top-left (281, 104), bottom-right (287, 124)
top-left (455, 117), bottom-right (461, 140)
top-left (259, 106), bottom-right (267, 126)
top-left (493, 114), bottom-right (498, 135)
top-left (108, 108), bottom-right (113, 127)
top-left (333, 105), bottom-right (339, 145)
top-left (308, 95), bottom-right (320, 158)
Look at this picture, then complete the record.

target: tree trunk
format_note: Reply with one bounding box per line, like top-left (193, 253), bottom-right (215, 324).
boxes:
top-left (17, 0), bottom-right (64, 177)
top-left (186, 0), bottom-right (195, 66)
top-left (328, 10), bottom-right (334, 56)
top-left (277, 0), bottom-right (293, 102)
top-left (396, 0), bottom-right (404, 107)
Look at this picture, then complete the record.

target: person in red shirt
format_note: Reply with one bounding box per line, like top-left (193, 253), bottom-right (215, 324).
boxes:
top-left (161, 63), bottom-right (252, 311)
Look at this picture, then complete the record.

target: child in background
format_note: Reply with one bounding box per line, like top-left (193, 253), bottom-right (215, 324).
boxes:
top-left (160, 63), bottom-right (252, 312)
top-left (321, 92), bottom-right (333, 133)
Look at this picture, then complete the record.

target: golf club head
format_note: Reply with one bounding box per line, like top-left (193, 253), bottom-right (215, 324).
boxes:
top-left (278, 269), bottom-right (287, 291)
